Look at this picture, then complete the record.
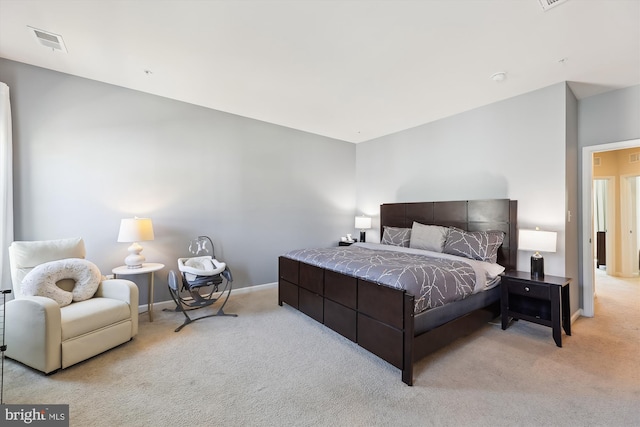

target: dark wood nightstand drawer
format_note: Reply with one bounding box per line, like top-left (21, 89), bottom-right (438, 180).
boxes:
top-left (506, 278), bottom-right (549, 300)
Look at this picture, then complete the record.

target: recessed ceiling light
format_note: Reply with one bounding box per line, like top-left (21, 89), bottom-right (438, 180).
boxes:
top-left (490, 72), bottom-right (507, 82)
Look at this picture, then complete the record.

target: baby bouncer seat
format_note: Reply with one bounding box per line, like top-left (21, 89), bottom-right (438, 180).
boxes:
top-left (166, 236), bottom-right (237, 332)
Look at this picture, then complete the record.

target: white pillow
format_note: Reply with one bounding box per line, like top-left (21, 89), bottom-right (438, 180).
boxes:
top-left (21, 258), bottom-right (101, 307)
top-left (409, 222), bottom-right (449, 252)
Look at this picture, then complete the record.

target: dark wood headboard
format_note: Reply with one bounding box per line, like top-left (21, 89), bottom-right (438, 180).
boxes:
top-left (380, 199), bottom-right (518, 271)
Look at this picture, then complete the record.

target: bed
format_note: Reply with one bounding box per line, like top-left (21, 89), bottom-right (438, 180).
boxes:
top-left (278, 199), bottom-right (517, 385)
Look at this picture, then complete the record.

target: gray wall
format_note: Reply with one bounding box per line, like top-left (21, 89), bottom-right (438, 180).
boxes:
top-left (355, 83), bottom-right (640, 317)
top-left (565, 85), bottom-right (580, 313)
top-left (576, 85), bottom-right (640, 303)
top-left (356, 83), bottom-right (579, 313)
top-left (357, 84), bottom-right (570, 269)
top-left (3, 55), bottom-right (638, 315)
top-left (578, 85), bottom-right (640, 148)
top-left (1, 58), bottom-right (357, 303)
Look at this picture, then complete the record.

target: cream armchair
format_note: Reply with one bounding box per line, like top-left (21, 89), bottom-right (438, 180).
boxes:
top-left (5, 237), bottom-right (138, 373)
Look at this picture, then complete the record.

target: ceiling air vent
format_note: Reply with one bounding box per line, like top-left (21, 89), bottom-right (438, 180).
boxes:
top-left (28, 26), bottom-right (68, 53)
top-left (630, 153), bottom-right (640, 163)
top-left (593, 157), bottom-right (601, 166)
top-left (538, 0), bottom-right (570, 12)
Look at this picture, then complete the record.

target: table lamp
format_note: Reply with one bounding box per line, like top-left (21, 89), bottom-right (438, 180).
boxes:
top-left (117, 217), bottom-right (155, 269)
top-left (518, 228), bottom-right (557, 279)
top-left (355, 216), bottom-right (372, 243)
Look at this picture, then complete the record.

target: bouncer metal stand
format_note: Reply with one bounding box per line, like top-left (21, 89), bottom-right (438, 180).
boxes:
top-left (165, 236), bottom-right (237, 332)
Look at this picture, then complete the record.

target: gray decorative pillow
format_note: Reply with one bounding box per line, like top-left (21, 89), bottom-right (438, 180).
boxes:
top-left (409, 222), bottom-right (449, 252)
top-left (381, 227), bottom-right (411, 247)
top-left (443, 228), bottom-right (505, 263)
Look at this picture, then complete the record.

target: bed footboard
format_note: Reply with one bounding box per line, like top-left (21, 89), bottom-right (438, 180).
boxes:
top-left (278, 256), bottom-right (417, 385)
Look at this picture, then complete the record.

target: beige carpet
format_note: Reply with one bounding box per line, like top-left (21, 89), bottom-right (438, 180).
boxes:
top-left (2, 275), bottom-right (639, 426)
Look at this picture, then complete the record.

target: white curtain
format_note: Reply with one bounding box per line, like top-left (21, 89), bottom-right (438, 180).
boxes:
top-left (0, 82), bottom-right (13, 291)
top-left (593, 179), bottom-right (607, 233)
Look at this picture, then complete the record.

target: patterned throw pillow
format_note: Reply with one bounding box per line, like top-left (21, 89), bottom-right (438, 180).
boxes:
top-left (381, 227), bottom-right (411, 247)
top-left (443, 228), bottom-right (505, 263)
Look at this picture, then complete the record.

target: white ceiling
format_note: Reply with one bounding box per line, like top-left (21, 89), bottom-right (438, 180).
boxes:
top-left (0, 0), bottom-right (638, 143)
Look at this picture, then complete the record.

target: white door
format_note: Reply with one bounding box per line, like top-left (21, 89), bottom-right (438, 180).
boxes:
top-left (621, 175), bottom-right (640, 277)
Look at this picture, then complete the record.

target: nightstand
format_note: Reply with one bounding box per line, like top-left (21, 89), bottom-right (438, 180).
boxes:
top-left (501, 271), bottom-right (571, 347)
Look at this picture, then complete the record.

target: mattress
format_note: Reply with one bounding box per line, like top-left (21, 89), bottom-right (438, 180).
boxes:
top-left (282, 242), bottom-right (504, 314)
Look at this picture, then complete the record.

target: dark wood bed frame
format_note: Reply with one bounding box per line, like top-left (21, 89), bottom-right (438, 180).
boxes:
top-left (278, 199), bottom-right (517, 385)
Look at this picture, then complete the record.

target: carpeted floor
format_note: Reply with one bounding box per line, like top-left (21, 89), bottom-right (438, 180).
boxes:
top-left (2, 273), bottom-right (639, 426)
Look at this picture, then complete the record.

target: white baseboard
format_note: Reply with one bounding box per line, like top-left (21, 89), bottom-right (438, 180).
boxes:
top-left (138, 281), bottom-right (278, 313)
top-left (232, 282), bottom-right (278, 294)
top-left (572, 309), bottom-right (584, 322)
top-left (143, 300), bottom-right (175, 313)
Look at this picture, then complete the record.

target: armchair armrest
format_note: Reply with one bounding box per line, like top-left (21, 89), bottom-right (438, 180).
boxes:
top-left (95, 279), bottom-right (139, 336)
top-left (95, 279), bottom-right (138, 304)
top-left (3, 296), bottom-right (62, 373)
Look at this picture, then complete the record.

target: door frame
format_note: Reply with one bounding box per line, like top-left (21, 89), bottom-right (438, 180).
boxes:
top-left (582, 138), bottom-right (640, 317)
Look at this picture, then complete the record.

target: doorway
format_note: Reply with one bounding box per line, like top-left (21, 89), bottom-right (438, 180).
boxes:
top-left (582, 139), bottom-right (640, 317)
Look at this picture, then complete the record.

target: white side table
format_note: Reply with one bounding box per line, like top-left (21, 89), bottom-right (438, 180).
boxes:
top-left (113, 263), bottom-right (164, 322)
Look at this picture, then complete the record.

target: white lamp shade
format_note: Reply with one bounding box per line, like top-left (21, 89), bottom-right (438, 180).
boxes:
top-left (117, 218), bottom-right (155, 243)
top-left (355, 216), bottom-right (372, 230)
top-left (518, 229), bottom-right (557, 253)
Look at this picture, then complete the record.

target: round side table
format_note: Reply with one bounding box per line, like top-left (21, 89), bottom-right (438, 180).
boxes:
top-left (113, 263), bottom-right (164, 322)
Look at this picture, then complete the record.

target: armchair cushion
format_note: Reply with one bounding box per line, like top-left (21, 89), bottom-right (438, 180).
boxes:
top-left (61, 298), bottom-right (132, 341)
top-left (21, 258), bottom-right (101, 307)
top-left (9, 237), bottom-right (85, 295)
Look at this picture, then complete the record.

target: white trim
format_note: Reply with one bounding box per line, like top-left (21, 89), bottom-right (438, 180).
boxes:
top-left (571, 309), bottom-right (583, 324)
top-left (233, 281), bottom-right (278, 294)
top-left (582, 139), bottom-right (640, 317)
top-left (143, 299), bottom-right (175, 313)
top-left (139, 281), bottom-right (277, 313)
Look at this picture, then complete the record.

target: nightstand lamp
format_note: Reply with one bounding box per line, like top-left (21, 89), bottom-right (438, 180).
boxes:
top-left (117, 217), bottom-right (155, 269)
top-left (518, 228), bottom-right (557, 279)
top-left (355, 216), bottom-right (371, 243)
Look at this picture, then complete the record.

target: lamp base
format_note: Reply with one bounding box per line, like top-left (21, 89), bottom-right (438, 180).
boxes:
top-left (360, 230), bottom-right (366, 243)
top-left (530, 254), bottom-right (544, 279)
top-left (124, 242), bottom-right (145, 269)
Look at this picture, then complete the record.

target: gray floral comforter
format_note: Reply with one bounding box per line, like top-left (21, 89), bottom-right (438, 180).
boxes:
top-left (282, 244), bottom-right (481, 314)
